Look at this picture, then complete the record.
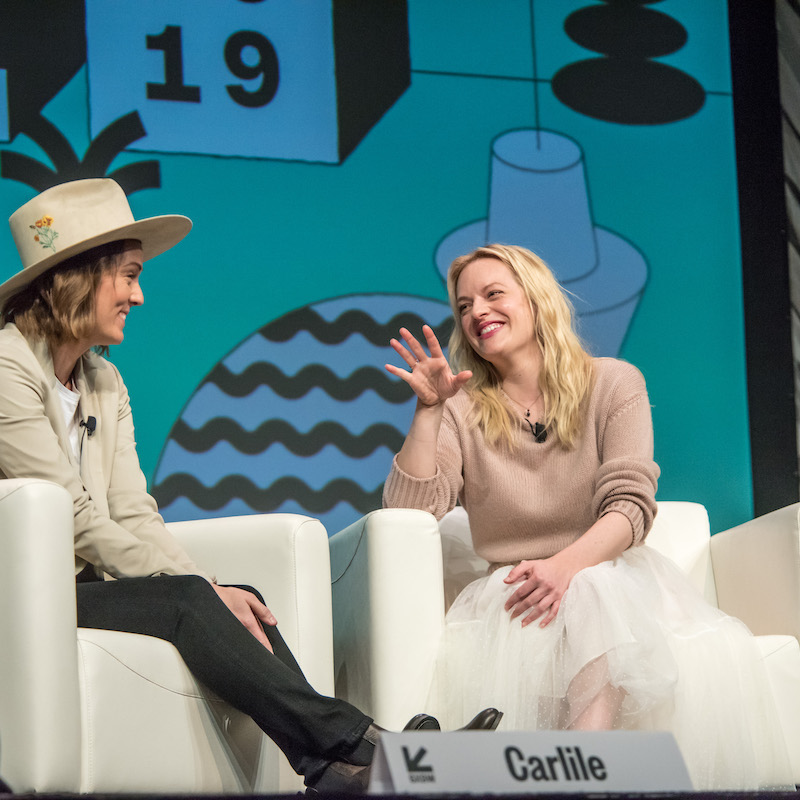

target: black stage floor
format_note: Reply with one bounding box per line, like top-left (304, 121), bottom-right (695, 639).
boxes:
top-left (2, 792), bottom-right (799, 799)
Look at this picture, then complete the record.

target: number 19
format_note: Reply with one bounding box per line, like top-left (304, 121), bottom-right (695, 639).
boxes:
top-left (147, 25), bottom-right (279, 108)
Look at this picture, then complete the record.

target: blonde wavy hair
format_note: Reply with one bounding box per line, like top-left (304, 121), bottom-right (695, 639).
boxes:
top-left (2, 239), bottom-right (139, 355)
top-left (446, 244), bottom-right (594, 449)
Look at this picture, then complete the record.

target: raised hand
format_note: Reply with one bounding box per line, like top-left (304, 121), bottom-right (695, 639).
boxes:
top-left (385, 325), bottom-right (472, 407)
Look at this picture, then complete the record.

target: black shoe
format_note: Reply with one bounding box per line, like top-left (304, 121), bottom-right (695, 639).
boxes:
top-left (306, 760), bottom-right (370, 796)
top-left (363, 713), bottom-right (440, 746)
top-left (349, 713), bottom-right (441, 767)
top-left (458, 708), bottom-right (503, 731)
top-left (402, 713), bottom-right (441, 731)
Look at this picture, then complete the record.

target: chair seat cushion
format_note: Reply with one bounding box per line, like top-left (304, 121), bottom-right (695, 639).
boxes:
top-left (78, 628), bottom-right (204, 694)
top-left (757, 634), bottom-right (800, 779)
top-left (76, 628), bottom-right (269, 793)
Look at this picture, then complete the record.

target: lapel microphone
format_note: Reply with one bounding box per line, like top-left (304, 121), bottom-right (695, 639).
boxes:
top-left (524, 418), bottom-right (547, 443)
top-left (81, 416), bottom-right (97, 437)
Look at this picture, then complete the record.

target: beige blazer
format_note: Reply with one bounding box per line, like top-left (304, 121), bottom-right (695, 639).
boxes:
top-left (0, 323), bottom-right (210, 580)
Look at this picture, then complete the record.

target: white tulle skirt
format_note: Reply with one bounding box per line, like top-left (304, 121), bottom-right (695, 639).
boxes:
top-left (426, 545), bottom-right (793, 791)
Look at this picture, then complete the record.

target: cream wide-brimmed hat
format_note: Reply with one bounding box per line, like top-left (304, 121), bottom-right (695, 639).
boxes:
top-left (0, 178), bottom-right (192, 308)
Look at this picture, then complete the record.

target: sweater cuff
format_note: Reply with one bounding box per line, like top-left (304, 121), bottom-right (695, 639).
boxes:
top-left (382, 454), bottom-right (440, 511)
top-left (602, 499), bottom-right (645, 547)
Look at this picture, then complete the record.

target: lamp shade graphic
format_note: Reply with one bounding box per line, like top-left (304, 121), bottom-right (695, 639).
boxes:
top-left (435, 129), bottom-right (648, 356)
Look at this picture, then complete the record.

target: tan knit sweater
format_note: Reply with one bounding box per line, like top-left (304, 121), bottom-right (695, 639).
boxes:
top-left (383, 358), bottom-right (660, 566)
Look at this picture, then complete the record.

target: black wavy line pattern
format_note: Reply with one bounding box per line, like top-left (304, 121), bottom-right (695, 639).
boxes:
top-left (258, 306), bottom-right (453, 345)
top-left (169, 418), bottom-right (405, 456)
top-left (156, 303), bottom-right (454, 517)
top-left (153, 474), bottom-right (382, 514)
top-left (204, 363), bottom-right (415, 403)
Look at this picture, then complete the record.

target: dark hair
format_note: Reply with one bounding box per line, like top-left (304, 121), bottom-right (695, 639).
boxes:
top-left (2, 239), bottom-right (140, 351)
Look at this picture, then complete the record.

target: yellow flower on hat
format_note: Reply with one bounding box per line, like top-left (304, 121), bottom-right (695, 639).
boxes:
top-left (29, 217), bottom-right (58, 252)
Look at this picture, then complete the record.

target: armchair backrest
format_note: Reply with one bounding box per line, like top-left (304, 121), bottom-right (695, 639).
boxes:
top-left (439, 500), bottom-right (718, 609)
top-left (643, 501), bottom-right (718, 606)
top-left (438, 507), bottom-right (488, 610)
top-left (0, 479), bottom-right (82, 791)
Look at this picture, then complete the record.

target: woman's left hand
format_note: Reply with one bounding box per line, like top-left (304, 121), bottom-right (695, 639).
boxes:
top-left (213, 584), bottom-right (278, 652)
top-left (503, 556), bottom-right (577, 628)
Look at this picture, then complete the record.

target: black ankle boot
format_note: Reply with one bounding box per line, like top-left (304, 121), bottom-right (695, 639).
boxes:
top-left (307, 760), bottom-right (371, 796)
top-left (308, 714), bottom-right (441, 795)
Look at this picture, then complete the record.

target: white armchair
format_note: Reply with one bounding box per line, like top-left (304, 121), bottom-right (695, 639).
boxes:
top-left (0, 477), bottom-right (334, 795)
top-left (330, 501), bottom-right (800, 782)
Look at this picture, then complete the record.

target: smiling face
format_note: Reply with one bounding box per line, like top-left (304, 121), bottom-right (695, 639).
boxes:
top-left (89, 245), bottom-right (144, 348)
top-left (455, 257), bottom-right (539, 372)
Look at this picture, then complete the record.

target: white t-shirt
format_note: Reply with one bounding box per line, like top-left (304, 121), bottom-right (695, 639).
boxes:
top-left (56, 378), bottom-right (82, 465)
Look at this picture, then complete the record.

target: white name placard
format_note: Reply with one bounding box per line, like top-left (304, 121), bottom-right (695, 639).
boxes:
top-left (369, 730), bottom-right (693, 794)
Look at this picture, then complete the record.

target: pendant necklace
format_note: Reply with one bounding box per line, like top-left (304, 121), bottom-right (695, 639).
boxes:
top-left (503, 389), bottom-right (548, 443)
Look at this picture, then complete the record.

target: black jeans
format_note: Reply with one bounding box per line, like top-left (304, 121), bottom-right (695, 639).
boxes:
top-left (76, 575), bottom-right (370, 783)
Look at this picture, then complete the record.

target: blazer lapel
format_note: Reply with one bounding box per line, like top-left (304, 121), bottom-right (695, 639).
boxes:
top-left (26, 330), bottom-right (110, 516)
top-left (73, 354), bottom-right (110, 517)
top-left (29, 337), bottom-right (73, 460)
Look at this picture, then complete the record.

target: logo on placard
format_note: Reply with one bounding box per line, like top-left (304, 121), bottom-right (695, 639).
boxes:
top-left (402, 746), bottom-right (434, 784)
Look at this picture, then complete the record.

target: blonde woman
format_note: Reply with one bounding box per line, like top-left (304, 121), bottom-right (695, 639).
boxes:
top-left (384, 244), bottom-right (791, 790)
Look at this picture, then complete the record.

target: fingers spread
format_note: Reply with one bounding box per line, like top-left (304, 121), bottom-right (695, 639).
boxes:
top-left (400, 327), bottom-right (429, 362)
top-left (389, 337), bottom-right (418, 369)
top-left (422, 324), bottom-right (444, 357)
top-left (454, 370), bottom-right (473, 390)
top-left (384, 362), bottom-right (411, 381)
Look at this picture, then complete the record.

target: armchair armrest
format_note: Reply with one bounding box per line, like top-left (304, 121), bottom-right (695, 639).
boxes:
top-left (710, 503), bottom-right (800, 639)
top-left (0, 479), bottom-right (82, 791)
top-left (329, 509), bottom-right (444, 729)
top-left (168, 513), bottom-right (333, 695)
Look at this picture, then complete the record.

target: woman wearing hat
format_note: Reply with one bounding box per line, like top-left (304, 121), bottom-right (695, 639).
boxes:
top-left (0, 179), bottom-right (499, 793)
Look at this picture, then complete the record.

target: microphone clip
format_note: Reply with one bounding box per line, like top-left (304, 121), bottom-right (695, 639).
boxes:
top-left (525, 420), bottom-right (547, 443)
top-left (80, 416), bottom-right (97, 437)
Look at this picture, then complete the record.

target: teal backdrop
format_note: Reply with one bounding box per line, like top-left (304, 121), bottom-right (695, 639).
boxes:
top-left (0, 0), bottom-right (749, 533)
